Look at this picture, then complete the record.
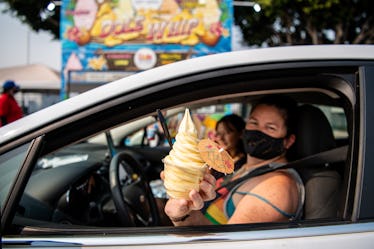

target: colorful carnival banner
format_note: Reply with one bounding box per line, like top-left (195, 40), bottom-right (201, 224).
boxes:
top-left (61, 0), bottom-right (233, 97)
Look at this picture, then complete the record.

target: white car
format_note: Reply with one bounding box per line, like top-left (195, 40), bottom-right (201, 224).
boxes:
top-left (1, 45), bottom-right (374, 248)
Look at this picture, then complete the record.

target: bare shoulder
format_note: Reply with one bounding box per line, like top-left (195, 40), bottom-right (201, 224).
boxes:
top-left (230, 170), bottom-right (300, 224)
top-left (239, 169), bottom-right (297, 193)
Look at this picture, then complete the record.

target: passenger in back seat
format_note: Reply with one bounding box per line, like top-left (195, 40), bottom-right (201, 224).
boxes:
top-left (211, 114), bottom-right (246, 180)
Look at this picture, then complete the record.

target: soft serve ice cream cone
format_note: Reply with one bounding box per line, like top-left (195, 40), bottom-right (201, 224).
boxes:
top-left (163, 109), bottom-right (207, 199)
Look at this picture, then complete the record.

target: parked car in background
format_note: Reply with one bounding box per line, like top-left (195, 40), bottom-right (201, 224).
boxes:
top-left (1, 45), bottom-right (374, 248)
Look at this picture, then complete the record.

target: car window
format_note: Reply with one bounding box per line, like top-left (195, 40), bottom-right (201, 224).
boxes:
top-left (0, 143), bottom-right (30, 210)
top-left (124, 103), bottom-right (348, 147)
top-left (125, 129), bottom-right (147, 146)
top-left (319, 105), bottom-right (348, 139)
top-left (125, 103), bottom-right (245, 147)
top-left (11, 97), bottom-right (351, 229)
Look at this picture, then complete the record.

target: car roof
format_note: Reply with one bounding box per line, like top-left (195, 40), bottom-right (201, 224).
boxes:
top-left (1, 45), bottom-right (373, 145)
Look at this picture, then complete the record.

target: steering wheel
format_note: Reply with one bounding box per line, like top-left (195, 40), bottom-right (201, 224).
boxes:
top-left (109, 151), bottom-right (160, 226)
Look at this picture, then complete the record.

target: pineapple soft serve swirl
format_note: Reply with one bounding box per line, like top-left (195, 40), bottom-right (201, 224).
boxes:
top-left (163, 109), bottom-right (206, 199)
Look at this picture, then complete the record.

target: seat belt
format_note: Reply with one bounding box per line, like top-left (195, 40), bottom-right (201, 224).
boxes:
top-left (217, 145), bottom-right (348, 192)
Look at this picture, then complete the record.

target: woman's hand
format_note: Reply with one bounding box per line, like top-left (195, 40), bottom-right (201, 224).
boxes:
top-left (196, 172), bottom-right (217, 202)
top-left (162, 171), bottom-right (216, 222)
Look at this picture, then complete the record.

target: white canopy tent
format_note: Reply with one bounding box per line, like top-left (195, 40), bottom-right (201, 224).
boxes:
top-left (0, 64), bottom-right (60, 91)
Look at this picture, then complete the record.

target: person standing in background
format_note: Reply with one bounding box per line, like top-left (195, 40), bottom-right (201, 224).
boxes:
top-left (0, 80), bottom-right (23, 127)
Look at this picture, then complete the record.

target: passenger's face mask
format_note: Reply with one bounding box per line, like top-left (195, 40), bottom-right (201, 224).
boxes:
top-left (243, 130), bottom-right (285, 160)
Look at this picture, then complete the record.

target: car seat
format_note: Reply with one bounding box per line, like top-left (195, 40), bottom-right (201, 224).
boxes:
top-left (289, 104), bottom-right (343, 220)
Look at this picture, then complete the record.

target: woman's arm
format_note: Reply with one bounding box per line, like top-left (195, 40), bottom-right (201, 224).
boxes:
top-left (228, 171), bottom-right (299, 224)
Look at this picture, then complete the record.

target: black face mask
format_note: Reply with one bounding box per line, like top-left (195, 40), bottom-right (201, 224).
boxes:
top-left (243, 130), bottom-right (285, 160)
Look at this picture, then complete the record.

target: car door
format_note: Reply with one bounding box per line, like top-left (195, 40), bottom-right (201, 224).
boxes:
top-left (2, 51), bottom-right (374, 248)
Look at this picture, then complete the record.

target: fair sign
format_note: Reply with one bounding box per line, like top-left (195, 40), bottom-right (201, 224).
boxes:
top-left (61, 0), bottom-right (232, 97)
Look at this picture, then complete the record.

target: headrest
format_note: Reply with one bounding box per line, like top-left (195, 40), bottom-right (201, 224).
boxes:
top-left (290, 104), bottom-right (336, 159)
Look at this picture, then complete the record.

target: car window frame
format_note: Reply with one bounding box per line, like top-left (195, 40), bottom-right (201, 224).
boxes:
top-left (1, 136), bottom-right (45, 232)
top-left (356, 65), bottom-right (374, 219)
top-left (3, 61), bottom-right (367, 236)
top-left (0, 143), bottom-right (31, 210)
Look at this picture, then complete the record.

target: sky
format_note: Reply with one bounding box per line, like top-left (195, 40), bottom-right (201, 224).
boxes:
top-left (0, 3), bottom-right (61, 71)
top-left (0, 3), bottom-right (248, 72)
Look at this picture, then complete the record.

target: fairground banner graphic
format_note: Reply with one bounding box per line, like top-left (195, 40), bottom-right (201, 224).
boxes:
top-left (60, 0), bottom-right (232, 97)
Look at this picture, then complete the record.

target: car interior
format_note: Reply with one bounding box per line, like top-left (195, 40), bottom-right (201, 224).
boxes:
top-left (2, 67), bottom-right (356, 235)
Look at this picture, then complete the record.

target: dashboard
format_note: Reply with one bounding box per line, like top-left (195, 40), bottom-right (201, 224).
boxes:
top-left (16, 141), bottom-right (168, 227)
